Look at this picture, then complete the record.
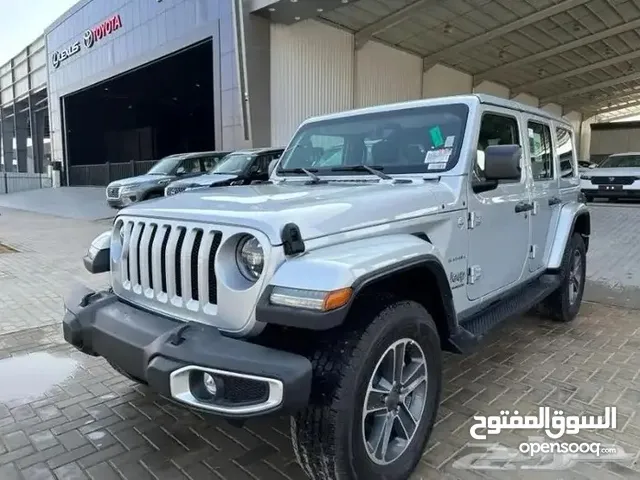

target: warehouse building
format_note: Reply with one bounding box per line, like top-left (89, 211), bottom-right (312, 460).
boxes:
top-left (3, 0), bottom-right (640, 185)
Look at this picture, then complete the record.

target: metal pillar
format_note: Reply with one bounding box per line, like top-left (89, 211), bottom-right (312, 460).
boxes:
top-left (0, 107), bottom-right (14, 172)
top-left (15, 107), bottom-right (30, 173)
top-left (28, 96), bottom-right (44, 174)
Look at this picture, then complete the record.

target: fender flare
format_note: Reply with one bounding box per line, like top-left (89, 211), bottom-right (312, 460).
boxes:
top-left (547, 203), bottom-right (590, 270)
top-left (255, 234), bottom-right (457, 335)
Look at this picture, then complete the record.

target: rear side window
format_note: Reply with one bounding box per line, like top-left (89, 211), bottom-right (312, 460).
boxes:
top-left (556, 127), bottom-right (575, 178)
top-left (528, 121), bottom-right (554, 181)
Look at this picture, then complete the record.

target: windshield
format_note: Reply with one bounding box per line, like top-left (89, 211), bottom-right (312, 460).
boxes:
top-left (147, 156), bottom-right (187, 175)
top-left (208, 154), bottom-right (253, 174)
top-left (277, 104), bottom-right (469, 176)
top-left (599, 155), bottom-right (640, 168)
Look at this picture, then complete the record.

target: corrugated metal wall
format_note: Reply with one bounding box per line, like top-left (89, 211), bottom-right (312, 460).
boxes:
top-left (270, 21), bottom-right (354, 147)
top-left (270, 20), bottom-right (425, 146)
top-left (355, 41), bottom-right (422, 108)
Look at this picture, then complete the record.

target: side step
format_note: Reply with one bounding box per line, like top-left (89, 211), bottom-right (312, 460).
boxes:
top-left (448, 274), bottom-right (562, 353)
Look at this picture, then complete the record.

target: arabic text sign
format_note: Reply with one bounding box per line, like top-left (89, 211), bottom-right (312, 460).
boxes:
top-left (469, 406), bottom-right (617, 440)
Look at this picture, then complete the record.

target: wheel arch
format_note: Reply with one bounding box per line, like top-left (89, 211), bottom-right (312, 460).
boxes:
top-left (547, 204), bottom-right (590, 271)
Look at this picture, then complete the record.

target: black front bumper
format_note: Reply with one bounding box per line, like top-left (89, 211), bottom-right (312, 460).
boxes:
top-left (62, 286), bottom-right (312, 418)
top-left (582, 187), bottom-right (640, 199)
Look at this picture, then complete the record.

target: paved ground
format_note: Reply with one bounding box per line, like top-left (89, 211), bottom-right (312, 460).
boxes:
top-left (0, 187), bottom-right (114, 221)
top-left (1, 200), bottom-right (640, 479)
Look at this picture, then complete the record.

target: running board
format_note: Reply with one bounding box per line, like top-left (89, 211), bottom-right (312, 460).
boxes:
top-left (448, 274), bottom-right (562, 353)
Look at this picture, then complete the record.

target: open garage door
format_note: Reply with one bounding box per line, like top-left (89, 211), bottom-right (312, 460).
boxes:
top-left (63, 39), bottom-right (215, 186)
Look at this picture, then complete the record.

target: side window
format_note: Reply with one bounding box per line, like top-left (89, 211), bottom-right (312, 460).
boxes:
top-left (528, 121), bottom-right (554, 181)
top-left (254, 155), bottom-right (271, 173)
top-left (475, 113), bottom-right (521, 183)
top-left (556, 127), bottom-right (575, 178)
top-left (180, 158), bottom-right (201, 173)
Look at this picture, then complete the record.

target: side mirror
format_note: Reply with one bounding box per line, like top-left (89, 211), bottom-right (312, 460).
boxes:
top-left (484, 145), bottom-right (522, 181)
top-left (83, 231), bottom-right (111, 274)
top-left (589, 163), bottom-right (597, 169)
top-left (268, 159), bottom-right (278, 177)
top-left (176, 166), bottom-right (186, 175)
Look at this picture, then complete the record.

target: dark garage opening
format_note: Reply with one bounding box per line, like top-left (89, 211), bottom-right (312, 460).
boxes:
top-left (64, 39), bottom-right (215, 186)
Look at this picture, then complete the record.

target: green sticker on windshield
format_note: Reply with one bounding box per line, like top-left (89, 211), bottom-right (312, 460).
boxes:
top-left (429, 126), bottom-right (444, 147)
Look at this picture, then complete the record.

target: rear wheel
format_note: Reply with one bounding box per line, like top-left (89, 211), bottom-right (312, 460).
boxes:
top-left (291, 299), bottom-right (442, 479)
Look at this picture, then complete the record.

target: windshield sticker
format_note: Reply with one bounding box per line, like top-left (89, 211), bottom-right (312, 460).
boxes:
top-left (444, 135), bottom-right (455, 148)
top-left (428, 162), bottom-right (447, 170)
top-left (528, 128), bottom-right (534, 138)
top-left (429, 126), bottom-right (445, 148)
top-left (424, 148), bottom-right (452, 164)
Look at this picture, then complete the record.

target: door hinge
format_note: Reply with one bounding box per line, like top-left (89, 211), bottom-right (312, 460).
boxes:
top-left (529, 244), bottom-right (537, 259)
top-left (468, 265), bottom-right (482, 284)
top-left (468, 211), bottom-right (481, 229)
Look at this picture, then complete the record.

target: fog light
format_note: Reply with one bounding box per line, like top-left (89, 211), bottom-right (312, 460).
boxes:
top-left (203, 373), bottom-right (217, 395)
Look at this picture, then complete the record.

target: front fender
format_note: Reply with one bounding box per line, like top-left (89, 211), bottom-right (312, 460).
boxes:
top-left (255, 234), bottom-right (449, 330)
top-left (547, 202), bottom-right (590, 270)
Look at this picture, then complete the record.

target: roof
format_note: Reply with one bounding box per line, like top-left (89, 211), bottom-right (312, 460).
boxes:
top-left (230, 147), bottom-right (285, 155)
top-left (253, 0), bottom-right (640, 121)
top-left (608, 152), bottom-right (640, 157)
top-left (303, 94), bottom-right (572, 128)
top-left (166, 150), bottom-right (232, 159)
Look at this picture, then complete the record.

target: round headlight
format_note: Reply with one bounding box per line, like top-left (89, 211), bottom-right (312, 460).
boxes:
top-left (236, 235), bottom-right (264, 281)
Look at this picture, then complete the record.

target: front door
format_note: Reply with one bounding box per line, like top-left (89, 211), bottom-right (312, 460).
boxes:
top-left (467, 108), bottom-right (532, 301)
top-left (524, 117), bottom-right (559, 273)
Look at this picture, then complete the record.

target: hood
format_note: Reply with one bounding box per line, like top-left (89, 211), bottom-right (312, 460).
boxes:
top-left (584, 167), bottom-right (640, 177)
top-left (171, 173), bottom-right (240, 188)
top-left (111, 174), bottom-right (173, 187)
top-left (121, 180), bottom-right (455, 244)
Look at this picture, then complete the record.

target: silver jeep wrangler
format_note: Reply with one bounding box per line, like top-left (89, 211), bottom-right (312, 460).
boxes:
top-left (64, 94), bottom-right (589, 480)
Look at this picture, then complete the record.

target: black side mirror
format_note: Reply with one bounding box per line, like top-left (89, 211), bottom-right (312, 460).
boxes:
top-left (484, 144), bottom-right (522, 181)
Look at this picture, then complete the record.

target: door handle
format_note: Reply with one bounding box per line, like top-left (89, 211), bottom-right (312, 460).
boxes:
top-left (548, 196), bottom-right (561, 206)
top-left (515, 202), bottom-right (534, 213)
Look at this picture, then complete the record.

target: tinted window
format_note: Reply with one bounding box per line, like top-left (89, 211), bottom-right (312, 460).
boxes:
top-left (278, 104), bottom-right (469, 175)
top-left (556, 127), bottom-right (575, 178)
top-left (528, 121), bottom-right (554, 181)
top-left (474, 113), bottom-right (520, 183)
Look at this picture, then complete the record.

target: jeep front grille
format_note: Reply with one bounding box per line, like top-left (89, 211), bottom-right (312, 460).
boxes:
top-left (118, 219), bottom-right (222, 306)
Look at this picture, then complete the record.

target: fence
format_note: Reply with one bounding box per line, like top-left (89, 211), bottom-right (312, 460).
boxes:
top-left (68, 160), bottom-right (159, 186)
top-left (0, 172), bottom-right (52, 195)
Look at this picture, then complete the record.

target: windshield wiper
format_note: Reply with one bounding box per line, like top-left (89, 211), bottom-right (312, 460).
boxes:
top-left (279, 168), bottom-right (326, 184)
top-left (330, 165), bottom-right (392, 180)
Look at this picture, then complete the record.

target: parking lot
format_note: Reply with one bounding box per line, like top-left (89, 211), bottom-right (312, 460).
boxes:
top-left (1, 196), bottom-right (640, 479)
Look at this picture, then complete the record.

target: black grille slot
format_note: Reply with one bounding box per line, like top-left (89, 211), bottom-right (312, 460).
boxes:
top-left (191, 230), bottom-right (203, 301)
top-left (147, 225), bottom-right (157, 290)
top-left (591, 176), bottom-right (635, 185)
top-left (135, 223), bottom-right (145, 283)
top-left (208, 232), bottom-right (223, 304)
top-left (221, 376), bottom-right (269, 404)
top-left (160, 226), bottom-right (171, 293)
top-left (175, 228), bottom-right (187, 298)
top-left (124, 222), bottom-right (133, 281)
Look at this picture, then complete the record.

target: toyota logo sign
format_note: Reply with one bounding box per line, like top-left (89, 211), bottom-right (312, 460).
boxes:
top-left (83, 29), bottom-right (95, 48)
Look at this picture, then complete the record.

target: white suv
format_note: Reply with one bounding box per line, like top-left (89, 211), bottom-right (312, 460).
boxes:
top-left (580, 152), bottom-right (640, 202)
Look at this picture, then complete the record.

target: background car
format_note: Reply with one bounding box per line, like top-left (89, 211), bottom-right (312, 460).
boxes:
top-left (580, 152), bottom-right (640, 202)
top-left (106, 150), bottom-right (231, 207)
top-left (164, 147), bottom-right (284, 196)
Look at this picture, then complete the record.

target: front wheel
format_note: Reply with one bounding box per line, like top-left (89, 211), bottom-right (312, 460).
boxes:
top-left (291, 299), bottom-right (442, 479)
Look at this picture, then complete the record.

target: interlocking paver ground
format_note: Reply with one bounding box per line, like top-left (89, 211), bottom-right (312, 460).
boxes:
top-left (1, 199), bottom-right (640, 479)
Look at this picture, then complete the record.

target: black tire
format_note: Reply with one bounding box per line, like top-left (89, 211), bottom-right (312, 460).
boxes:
top-left (291, 298), bottom-right (442, 480)
top-left (540, 232), bottom-right (586, 322)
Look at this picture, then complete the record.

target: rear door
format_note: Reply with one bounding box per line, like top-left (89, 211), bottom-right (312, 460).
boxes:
top-left (524, 116), bottom-right (559, 273)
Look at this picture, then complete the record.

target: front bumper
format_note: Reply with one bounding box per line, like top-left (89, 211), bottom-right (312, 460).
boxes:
top-left (581, 187), bottom-right (640, 199)
top-left (62, 285), bottom-right (312, 418)
top-left (107, 195), bottom-right (137, 208)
